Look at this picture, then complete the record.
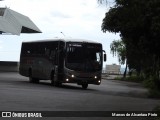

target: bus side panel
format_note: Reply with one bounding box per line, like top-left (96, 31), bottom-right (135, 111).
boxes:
top-left (19, 41), bottom-right (63, 80)
top-left (57, 41), bottom-right (65, 81)
top-left (19, 43), bottom-right (30, 77)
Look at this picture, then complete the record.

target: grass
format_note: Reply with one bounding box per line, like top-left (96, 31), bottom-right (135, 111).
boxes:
top-left (114, 75), bottom-right (144, 83)
top-left (114, 75), bottom-right (160, 98)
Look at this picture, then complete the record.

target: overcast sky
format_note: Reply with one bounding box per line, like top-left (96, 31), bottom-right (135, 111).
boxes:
top-left (0, 0), bottom-right (121, 67)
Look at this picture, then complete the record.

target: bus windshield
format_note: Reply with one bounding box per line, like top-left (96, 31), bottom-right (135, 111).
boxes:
top-left (65, 42), bottom-right (102, 72)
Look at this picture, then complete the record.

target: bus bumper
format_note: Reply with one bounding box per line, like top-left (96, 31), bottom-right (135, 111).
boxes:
top-left (64, 75), bottom-right (101, 85)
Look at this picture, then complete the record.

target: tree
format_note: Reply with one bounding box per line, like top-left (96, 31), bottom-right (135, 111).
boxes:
top-left (101, 0), bottom-right (160, 83)
top-left (110, 39), bottom-right (127, 78)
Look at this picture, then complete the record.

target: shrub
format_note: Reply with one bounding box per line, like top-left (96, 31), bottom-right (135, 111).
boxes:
top-left (143, 76), bottom-right (160, 98)
top-left (143, 76), bottom-right (160, 90)
top-left (143, 77), bottom-right (156, 89)
top-left (148, 89), bottom-right (160, 99)
top-left (125, 76), bottom-right (144, 82)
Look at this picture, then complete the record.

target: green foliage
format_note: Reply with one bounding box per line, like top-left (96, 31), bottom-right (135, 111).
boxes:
top-left (114, 75), bottom-right (144, 83)
top-left (121, 76), bottom-right (144, 83)
top-left (110, 40), bottom-right (126, 64)
top-left (110, 39), bottom-right (128, 78)
top-left (114, 76), bottom-right (122, 80)
top-left (143, 77), bottom-right (156, 90)
top-left (101, 0), bottom-right (160, 88)
top-left (143, 76), bottom-right (160, 98)
top-left (143, 76), bottom-right (160, 90)
top-left (124, 76), bottom-right (144, 82)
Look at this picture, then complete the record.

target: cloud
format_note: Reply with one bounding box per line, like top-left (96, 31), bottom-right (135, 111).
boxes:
top-left (0, 41), bottom-right (3, 49)
top-left (0, 0), bottom-right (120, 65)
top-left (3, 0), bottom-right (106, 35)
top-left (51, 11), bottom-right (72, 18)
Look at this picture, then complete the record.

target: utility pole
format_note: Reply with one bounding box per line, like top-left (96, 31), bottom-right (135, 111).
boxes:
top-left (60, 32), bottom-right (65, 37)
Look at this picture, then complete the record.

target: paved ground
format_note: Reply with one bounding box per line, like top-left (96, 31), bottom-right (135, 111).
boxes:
top-left (0, 72), bottom-right (160, 120)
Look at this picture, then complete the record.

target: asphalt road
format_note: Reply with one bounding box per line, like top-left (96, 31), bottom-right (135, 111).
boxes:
top-left (0, 72), bottom-right (160, 120)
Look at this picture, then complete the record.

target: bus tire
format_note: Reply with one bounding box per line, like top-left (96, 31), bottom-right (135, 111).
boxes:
top-left (50, 71), bottom-right (62, 87)
top-left (29, 69), bottom-right (33, 83)
top-left (29, 69), bottom-right (39, 83)
top-left (82, 83), bottom-right (88, 89)
top-left (29, 77), bottom-right (39, 83)
top-left (56, 82), bottom-right (62, 87)
top-left (51, 71), bottom-right (55, 86)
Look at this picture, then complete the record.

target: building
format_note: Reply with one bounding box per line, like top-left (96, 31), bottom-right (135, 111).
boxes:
top-left (105, 64), bottom-right (121, 75)
top-left (0, 7), bottom-right (41, 35)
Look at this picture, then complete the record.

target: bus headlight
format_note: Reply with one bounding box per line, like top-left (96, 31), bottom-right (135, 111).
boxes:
top-left (71, 75), bottom-right (75, 78)
top-left (94, 76), bottom-right (97, 79)
top-left (98, 80), bottom-right (101, 83)
top-left (66, 78), bottom-right (69, 82)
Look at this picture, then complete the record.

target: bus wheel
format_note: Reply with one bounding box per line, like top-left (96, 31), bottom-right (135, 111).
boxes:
top-left (55, 81), bottom-right (62, 87)
top-left (29, 77), bottom-right (33, 83)
top-left (51, 76), bottom-right (55, 86)
top-left (34, 79), bottom-right (39, 83)
top-left (82, 83), bottom-right (88, 89)
top-left (29, 77), bottom-right (39, 83)
top-left (51, 71), bottom-right (55, 86)
top-left (29, 71), bottom-right (34, 83)
top-left (29, 70), bottom-right (39, 83)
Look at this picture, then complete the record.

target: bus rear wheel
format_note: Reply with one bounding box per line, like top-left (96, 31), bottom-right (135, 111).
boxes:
top-left (82, 83), bottom-right (88, 89)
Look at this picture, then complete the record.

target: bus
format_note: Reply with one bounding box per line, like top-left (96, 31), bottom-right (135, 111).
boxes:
top-left (19, 39), bottom-right (106, 89)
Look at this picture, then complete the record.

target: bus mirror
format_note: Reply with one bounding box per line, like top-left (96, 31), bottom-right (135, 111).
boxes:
top-left (104, 54), bottom-right (107, 62)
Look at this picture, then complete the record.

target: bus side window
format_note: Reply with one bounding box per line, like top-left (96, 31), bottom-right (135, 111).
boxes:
top-left (50, 50), bottom-right (55, 60)
top-left (22, 44), bottom-right (31, 56)
top-left (55, 49), bottom-right (58, 65)
top-left (50, 50), bottom-right (58, 65)
top-left (45, 48), bottom-right (50, 56)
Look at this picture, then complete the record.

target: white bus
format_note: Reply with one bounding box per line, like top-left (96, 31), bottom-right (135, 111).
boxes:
top-left (19, 39), bottom-right (106, 89)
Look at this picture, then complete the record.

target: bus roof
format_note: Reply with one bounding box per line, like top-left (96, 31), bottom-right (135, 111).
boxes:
top-left (23, 38), bottom-right (101, 44)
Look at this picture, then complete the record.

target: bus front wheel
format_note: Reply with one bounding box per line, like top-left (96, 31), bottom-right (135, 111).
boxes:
top-left (51, 74), bottom-right (55, 86)
top-left (82, 83), bottom-right (88, 89)
top-left (29, 70), bottom-right (39, 83)
top-left (50, 72), bottom-right (62, 87)
top-left (29, 77), bottom-right (39, 83)
top-left (55, 81), bottom-right (62, 87)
